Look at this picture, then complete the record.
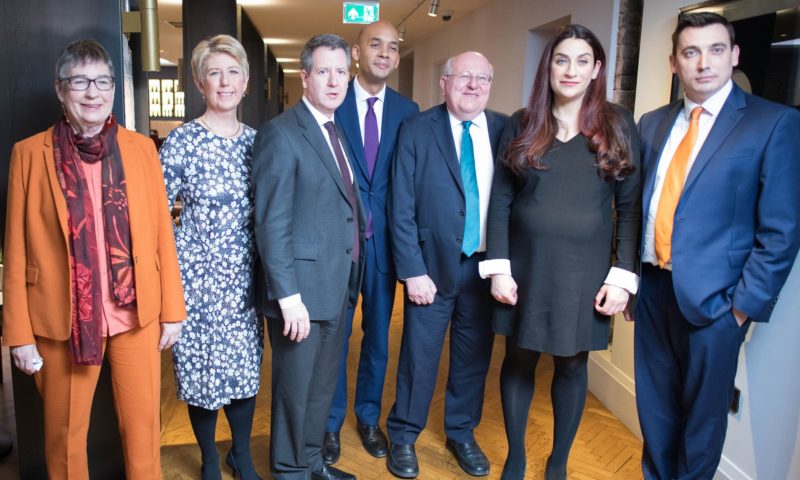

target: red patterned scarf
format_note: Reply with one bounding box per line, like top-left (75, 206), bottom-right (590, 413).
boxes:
top-left (53, 115), bottom-right (136, 365)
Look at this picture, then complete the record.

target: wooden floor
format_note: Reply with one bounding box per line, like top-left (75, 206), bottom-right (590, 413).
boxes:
top-left (0, 284), bottom-right (644, 479)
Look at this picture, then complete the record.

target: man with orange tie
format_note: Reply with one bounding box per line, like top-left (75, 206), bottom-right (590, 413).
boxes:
top-left (635, 12), bottom-right (800, 480)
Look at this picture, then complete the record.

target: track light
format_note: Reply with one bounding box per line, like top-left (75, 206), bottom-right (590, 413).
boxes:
top-left (428, 0), bottom-right (440, 17)
top-left (399, 23), bottom-right (406, 42)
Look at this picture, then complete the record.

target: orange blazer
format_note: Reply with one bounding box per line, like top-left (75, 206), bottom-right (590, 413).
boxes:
top-left (2, 126), bottom-right (187, 346)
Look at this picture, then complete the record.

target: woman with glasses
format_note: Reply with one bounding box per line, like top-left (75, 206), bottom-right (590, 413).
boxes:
top-left (160, 35), bottom-right (263, 480)
top-left (481, 25), bottom-right (641, 479)
top-left (2, 39), bottom-right (186, 479)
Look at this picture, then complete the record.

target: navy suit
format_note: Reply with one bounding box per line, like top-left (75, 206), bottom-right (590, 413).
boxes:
top-left (386, 104), bottom-right (508, 445)
top-left (635, 84), bottom-right (800, 479)
top-left (327, 80), bottom-right (419, 431)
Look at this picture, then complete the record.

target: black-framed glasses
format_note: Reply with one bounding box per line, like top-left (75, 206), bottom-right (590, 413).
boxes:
top-left (60, 75), bottom-right (115, 91)
top-left (444, 73), bottom-right (492, 87)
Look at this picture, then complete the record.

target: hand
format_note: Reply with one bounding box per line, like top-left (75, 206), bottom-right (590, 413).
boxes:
top-left (594, 284), bottom-right (629, 316)
top-left (159, 322), bottom-right (183, 351)
top-left (406, 274), bottom-right (437, 305)
top-left (491, 274), bottom-right (518, 305)
top-left (11, 344), bottom-right (43, 375)
top-left (281, 302), bottom-right (311, 342)
top-left (732, 307), bottom-right (748, 327)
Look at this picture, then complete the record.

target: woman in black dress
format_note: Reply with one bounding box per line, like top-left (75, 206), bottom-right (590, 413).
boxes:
top-left (481, 25), bottom-right (641, 479)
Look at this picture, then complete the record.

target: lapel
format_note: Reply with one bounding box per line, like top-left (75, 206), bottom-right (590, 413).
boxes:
top-left (376, 89), bottom-right (399, 172)
top-left (117, 128), bottom-right (144, 238)
top-left (42, 128), bottom-right (69, 241)
top-left (337, 82), bottom-right (369, 182)
top-left (432, 104), bottom-right (464, 196)
top-left (682, 85), bottom-right (746, 193)
top-left (485, 110), bottom-right (504, 156)
top-left (642, 101), bottom-right (682, 216)
top-left (295, 101), bottom-right (353, 208)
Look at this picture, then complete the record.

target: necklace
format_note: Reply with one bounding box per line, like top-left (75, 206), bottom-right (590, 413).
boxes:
top-left (198, 117), bottom-right (242, 138)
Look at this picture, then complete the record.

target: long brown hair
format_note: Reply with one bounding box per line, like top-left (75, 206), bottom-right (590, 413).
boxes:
top-left (504, 24), bottom-right (634, 181)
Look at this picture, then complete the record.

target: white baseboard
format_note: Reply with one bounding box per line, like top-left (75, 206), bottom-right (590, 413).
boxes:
top-left (715, 454), bottom-right (752, 480)
top-left (588, 351), bottom-right (642, 440)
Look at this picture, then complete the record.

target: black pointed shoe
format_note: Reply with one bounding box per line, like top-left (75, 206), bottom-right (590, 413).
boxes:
top-left (311, 464), bottom-right (356, 480)
top-left (322, 431), bottom-right (341, 465)
top-left (387, 443), bottom-right (418, 478)
top-left (446, 439), bottom-right (490, 476)
top-left (357, 423), bottom-right (388, 458)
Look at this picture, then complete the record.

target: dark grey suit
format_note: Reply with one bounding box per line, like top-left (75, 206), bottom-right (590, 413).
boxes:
top-left (253, 100), bottom-right (365, 479)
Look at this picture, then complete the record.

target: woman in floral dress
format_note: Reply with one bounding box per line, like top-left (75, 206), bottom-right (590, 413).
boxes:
top-left (160, 35), bottom-right (263, 480)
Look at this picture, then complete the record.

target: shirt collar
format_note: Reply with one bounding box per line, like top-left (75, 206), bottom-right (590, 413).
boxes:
top-left (448, 110), bottom-right (487, 130)
top-left (353, 75), bottom-right (386, 104)
top-left (683, 79), bottom-right (732, 119)
top-left (302, 96), bottom-right (335, 126)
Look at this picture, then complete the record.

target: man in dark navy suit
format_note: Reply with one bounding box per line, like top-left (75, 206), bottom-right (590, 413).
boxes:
top-left (635, 12), bottom-right (800, 479)
top-left (386, 51), bottom-right (508, 478)
top-left (323, 20), bottom-right (419, 465)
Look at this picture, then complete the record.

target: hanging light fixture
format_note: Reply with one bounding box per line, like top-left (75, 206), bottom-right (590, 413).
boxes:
top-left (399, 23), bottom-right (406, 42)
top-left (428, 0), bottom-right (440, 17)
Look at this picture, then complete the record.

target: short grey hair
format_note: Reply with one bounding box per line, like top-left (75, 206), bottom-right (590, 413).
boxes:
top-left (442, 52), bottom-right (494, 77)
top-left (191, 34), bottom-right (250, 81)
top-left (55, 39), bottom-right (115, 82)
top-left (300, 34), bottom-right (350, 74)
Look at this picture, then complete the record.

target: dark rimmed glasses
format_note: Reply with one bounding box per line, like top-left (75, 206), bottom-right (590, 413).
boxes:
top-left (60, 75), bottom-right (115, 91)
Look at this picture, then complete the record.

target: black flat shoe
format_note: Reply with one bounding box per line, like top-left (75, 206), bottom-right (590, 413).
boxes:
top-left (446, 439), bottom-right (490, 476)
top-left (311, 464), bottom-right (356, 480)
top-left (357, 423), bottom-right (388, 458)
top-left (322, 431), bottom-right (341, 465)
top-left (225, 449), bottom-right (262, 480)
top-left (387, 443), bottom-right (419, 478)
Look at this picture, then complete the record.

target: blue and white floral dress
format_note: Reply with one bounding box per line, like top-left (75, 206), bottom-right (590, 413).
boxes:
top-left (160, 120), bottom-right (264, 410)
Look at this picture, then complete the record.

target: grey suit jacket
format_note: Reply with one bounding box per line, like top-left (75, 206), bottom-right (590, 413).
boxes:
top-left (252, 100), bottom-right (366, 321)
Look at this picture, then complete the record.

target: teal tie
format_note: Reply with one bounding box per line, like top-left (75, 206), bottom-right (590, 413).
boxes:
top-left (460, 120), bottom-right (480, 256)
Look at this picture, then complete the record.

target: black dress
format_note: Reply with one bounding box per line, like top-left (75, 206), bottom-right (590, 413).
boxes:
top-left (486, 106), bottom-right (642, 356)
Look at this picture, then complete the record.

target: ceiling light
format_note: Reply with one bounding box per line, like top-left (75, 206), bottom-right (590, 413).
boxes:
top-left (399, 24), bottom-right (406, 42)
top-left (276, 57), bottom-right (298, 63)
top-left (428, 0), bottom-right (439, 17)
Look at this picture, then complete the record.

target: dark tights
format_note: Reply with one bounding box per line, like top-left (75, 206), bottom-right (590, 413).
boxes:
top-left (188, 396), bottom-right (258, 479)
top-left (499, 338), bottom-right (589, 480)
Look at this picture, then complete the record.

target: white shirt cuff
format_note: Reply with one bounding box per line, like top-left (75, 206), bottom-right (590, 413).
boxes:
top-left (278, 294), bottom-right (302, 309)
top-left (478, 259), bottom-right (511, 279)
top-left (604, 267), bottom-right (639, 295)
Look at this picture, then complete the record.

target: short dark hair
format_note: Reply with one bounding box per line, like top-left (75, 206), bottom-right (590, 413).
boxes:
top-left (300, 34), bottom-right (350, 74)
top-left (672, 12), bottom-right (736, 56)
top-left (55, 39), bottom-right (115, 81)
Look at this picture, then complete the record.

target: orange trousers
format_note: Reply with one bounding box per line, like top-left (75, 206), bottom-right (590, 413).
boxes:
top-left (34, 319), bottom-right (162, 480)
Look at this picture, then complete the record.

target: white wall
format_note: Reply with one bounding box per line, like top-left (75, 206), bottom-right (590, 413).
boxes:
top-left (406, 0), bottom-right (618, 114)
top-left (635, 2), bottom-right (800, 479)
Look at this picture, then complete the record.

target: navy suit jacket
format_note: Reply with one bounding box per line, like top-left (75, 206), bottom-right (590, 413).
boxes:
top-left (335, 80), bottom-right (419, 275)
top-left (638, 84), bottom-right (800, 325)
top-left (390, 104), bottom-right (509, 295)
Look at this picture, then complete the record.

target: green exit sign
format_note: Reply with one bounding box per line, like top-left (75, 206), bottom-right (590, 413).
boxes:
top-left (342, 2), bottom-right (380, 24)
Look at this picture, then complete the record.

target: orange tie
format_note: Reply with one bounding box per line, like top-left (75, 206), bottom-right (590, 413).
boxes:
top-left (654, 106), bottom-right (703, 267)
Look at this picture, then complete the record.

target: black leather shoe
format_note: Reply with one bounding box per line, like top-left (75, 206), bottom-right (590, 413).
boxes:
top-left (357, 423), bottom-right (388, 458)
top-left (322, 431), bottom-right (341, 465)
top-left (446, 439), bottom-right (490, 476)
top-left (387, 443), bottom-right (418, 478)
top-left (311, 464), bottom-right (356, 480)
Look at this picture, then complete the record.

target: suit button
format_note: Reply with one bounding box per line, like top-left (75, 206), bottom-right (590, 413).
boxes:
top-left (456, 237), bottom-right (462, 244)
top-left (369, 192), bottom-right (374, 196)
top-left (346, 247), bottom-right (352, 254)
top-left (347, 217), bottom-right (353, 223)
top-left (459, 211), bottom-right (465, 216)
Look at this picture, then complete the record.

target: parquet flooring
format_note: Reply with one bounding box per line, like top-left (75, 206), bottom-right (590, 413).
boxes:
top-left (0, 283), bottom-right (644, 479)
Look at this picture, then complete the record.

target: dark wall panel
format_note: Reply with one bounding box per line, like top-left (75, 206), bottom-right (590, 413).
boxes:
top-left (241, 9), bottom-right (266, 127)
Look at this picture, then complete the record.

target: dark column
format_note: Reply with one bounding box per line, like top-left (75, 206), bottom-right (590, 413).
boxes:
top-left (612, 0), bottom-right (643, 112)
top-left (182, 0), bottom-right (238, 121)
top-left (241, 9), bottom-right (266, 127)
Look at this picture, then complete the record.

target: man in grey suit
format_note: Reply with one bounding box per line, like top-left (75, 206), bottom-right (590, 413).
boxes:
top-left (253, 34), bottom-right (365, 480)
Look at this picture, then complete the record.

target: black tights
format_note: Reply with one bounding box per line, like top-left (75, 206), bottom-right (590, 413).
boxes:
top-left (188, 396), bottom-right (258, 476)
top-left (499, 338), bottom-right (589, 480)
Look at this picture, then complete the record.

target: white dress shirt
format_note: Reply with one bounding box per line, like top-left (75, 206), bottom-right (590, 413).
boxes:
top-left (642, 80), bottom-right (733, 269)
top-left (448, 111), bottom-right (494, 253)
top-left (353, 75), bottom-right (385, 143)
